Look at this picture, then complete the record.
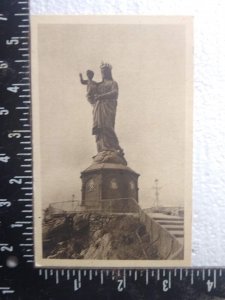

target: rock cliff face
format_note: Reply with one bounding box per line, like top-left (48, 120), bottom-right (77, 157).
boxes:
top-left (43, 212), bottom-right (159, 260)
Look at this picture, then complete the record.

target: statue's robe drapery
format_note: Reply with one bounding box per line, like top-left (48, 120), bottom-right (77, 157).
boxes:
top-left (91, 80), bottom-right (122, 153)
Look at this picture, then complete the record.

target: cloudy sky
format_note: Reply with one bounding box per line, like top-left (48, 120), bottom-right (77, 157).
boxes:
top-left (33, 17), bottom-right (192, 209)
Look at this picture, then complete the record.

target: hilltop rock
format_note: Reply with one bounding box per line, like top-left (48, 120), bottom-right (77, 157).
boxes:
top-left (43, 212), bottom-right (159, 260)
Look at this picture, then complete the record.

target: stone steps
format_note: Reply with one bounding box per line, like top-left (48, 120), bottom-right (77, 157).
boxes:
top-left (147, 212), bottom-right (184, 245)
top-left (158, 221), bottom-right (183, 226)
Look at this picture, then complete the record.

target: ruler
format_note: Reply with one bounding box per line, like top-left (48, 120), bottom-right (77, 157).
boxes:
top-left (0, 1), bottom-right (225, 299)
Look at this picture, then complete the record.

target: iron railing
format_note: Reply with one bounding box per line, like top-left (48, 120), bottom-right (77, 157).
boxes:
top-left (47, 197), bottom-right (140, 215)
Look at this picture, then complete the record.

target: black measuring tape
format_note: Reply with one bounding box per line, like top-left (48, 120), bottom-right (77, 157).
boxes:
top-left (0, 1), bottom-right (225, 299)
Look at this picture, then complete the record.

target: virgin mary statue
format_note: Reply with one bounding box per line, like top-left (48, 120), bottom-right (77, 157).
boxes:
top-left (80, 62), bottom-right (126, 165)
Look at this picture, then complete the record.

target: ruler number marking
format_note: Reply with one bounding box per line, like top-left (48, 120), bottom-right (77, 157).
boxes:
top-left (7, 86), bottom-right (20, 93)
top-left (0, 108), bottom-right (9, 115)
top-left (0, 200), bottom-right (11, 207)
top-left (9, 178), bottom-right (22, 184)
top-left (0, 245), bottom-right (13, 252)
top-left (117, 279), bottom-right (124, 292)
top-left (207, 280), bottom-right (214, 292)
top-left (6, 38), bottom-right (19, 45)
top-left (0, 155), bottom-right (10, 163)
top-left (163, 280), bottom-right (170, 292)
top-left (0, 61), bottom-right (8, 69)
top-left (8, 132), bottom-right (21, 138)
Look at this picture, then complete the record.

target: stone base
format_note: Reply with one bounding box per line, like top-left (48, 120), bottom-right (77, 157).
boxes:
top-left (80, 163), bottom-right (139, 212)
top-left (92, 150), bottom-right (127, 165)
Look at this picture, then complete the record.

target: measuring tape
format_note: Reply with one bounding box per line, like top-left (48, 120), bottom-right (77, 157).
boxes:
top-left (0, 1), bottom-right (225, 298)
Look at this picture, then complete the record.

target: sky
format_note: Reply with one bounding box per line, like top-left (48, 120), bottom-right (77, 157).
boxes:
top-left (33, 18), bottom-right (192, 209)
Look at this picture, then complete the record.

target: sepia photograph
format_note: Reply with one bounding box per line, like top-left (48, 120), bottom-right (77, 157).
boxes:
top-left (32, 16), bottom-right (192, 268)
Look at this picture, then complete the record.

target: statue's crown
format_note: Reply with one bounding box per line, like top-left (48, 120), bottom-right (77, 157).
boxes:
top-left (100, 62), bottom-right (112, 70)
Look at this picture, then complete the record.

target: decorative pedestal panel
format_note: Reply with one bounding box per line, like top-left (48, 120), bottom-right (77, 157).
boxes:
top-left (81, 163), bottom-right (139, 212)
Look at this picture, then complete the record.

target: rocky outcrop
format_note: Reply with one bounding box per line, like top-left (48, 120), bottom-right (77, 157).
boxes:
top-left (43, 212), bottom-right (159, 260)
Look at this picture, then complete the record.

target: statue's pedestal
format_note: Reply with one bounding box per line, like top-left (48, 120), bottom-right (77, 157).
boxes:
top-left (80, 163), bottom-right (139, 212)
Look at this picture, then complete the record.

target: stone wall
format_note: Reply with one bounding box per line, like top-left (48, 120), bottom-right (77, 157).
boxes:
top-left (139, 210), bottom-right (183, 260)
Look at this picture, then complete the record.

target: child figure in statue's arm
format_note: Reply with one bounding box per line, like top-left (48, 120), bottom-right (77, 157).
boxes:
top-left (79, 70), bottom-right (98, 104)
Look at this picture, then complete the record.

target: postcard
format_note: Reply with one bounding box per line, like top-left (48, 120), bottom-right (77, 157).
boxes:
top-left (32, 16), bottom-right (193, 267)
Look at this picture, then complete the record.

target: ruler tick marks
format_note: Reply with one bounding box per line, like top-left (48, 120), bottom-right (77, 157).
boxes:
top-left (16, 107), bottom-right (29, 109)
top-left (145, 270), bottom-right (149, 285)
top-left (15, 13), bottom-right (29, 16)
top-left (67, 270), bottom-right (70, 280)
top-left (11, 224), bottom-right (23, 228)
top-left (191, 270), bottom-right (194, 285)
top-left (214, 270), bottom-right (216, 288)
top-left (15, 60), bottom-right (29, 63)
top-left (202, 269), bottom-right (205, 281)
top-left (100, 270), bottom-right (104, 284)
top-left (180, 269), bottom-right (183, 280)
top-left (56, 270), bottom-right (59, 284)
top-left (168, 271), bottom-right (172, 289)
top-left (123, 270), bottom-right (126, 289)
top-left (13, 83), bottom-right (29, 86)
top-left (16, 221), bottom-right (31, 224)
top-left (89, 270), bottom-right (92, 280)
top-left (157, 269), bottom-right (160, 280)
top-left (18, 199), bottom-right (31, 202)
